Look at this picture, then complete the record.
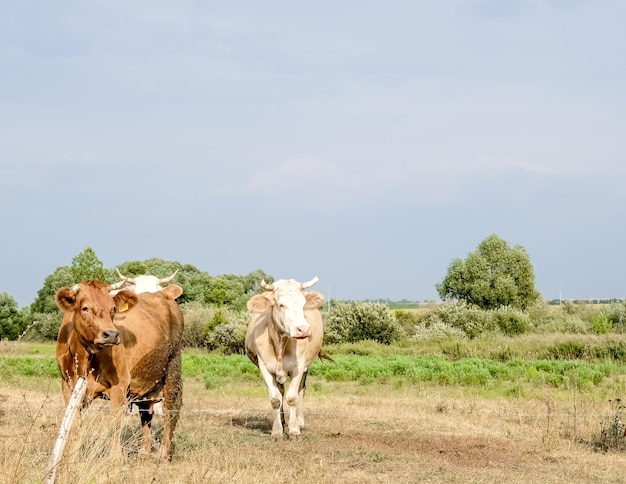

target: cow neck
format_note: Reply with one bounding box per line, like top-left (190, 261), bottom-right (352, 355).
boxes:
top-left (67, 331), bottom-right (100, 378)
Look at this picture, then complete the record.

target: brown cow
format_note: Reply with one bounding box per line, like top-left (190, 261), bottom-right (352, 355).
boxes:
top-left (109, 268), bottom-right (182, 416)
top-left (55, 280), bottom-right (184, 460)
top-left (245, 276), bottom-right (330, 441)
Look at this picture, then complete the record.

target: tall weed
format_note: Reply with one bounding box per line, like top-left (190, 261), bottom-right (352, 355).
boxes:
top-left (592, 399), bottom-right (626, 452)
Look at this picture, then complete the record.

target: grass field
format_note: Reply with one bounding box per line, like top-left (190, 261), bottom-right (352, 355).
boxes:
top-left (3, 341), bottom-right (626, 483)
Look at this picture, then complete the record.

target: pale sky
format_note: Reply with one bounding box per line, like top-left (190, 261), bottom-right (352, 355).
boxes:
top-left (2, 1), bottom-right (625, 307)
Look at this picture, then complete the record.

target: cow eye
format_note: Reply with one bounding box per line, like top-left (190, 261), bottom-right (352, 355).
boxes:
top-left (81, 306), bottom-right (89, 312)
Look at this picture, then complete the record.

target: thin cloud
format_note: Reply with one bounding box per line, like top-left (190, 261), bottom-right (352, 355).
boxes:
top-left (248, 157), bottom-right (343, 190)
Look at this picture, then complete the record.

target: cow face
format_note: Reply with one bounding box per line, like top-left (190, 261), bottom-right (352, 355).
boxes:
top-left (248, 279), bottom-right (325, 339)
top-left (56, 280), bottom-right (138, 351)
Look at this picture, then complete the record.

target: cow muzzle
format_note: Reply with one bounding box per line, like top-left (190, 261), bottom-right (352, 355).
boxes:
top-left (293, 325), bottom-right (311, 339)
top-left (100, 330), bottom-right (120, 346)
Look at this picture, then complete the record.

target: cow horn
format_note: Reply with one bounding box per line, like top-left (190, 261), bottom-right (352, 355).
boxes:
top-left (300, 276), bottom-right (319, 289)
top-left (108, 280), bottom-right (126, 290)
top-left (158, 269), bottom-right (179, 284)
top-left (260, 279), bottom-right (274, 291)
top-left (115, 268), bottom-right (135, 284)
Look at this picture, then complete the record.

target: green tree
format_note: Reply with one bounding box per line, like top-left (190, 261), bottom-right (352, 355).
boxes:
top-left (0, 292), bottom-right (28, 340)
top-left (436, 234), bottom-right (540, 310)
top-left (243, 269), bottom-right (274, 293)
top-left (115, 260), bottom-right (149, 276)
top-left (71, 247), bottom-right (106, 281)
top-left (207, 275), bottom-right (244, 307)
top-left (30, 247), bottom-right (104, 321)
top-left (175, 266), bottom-right (213, 305)
top-left (31, 266), bottom-right (74, 314)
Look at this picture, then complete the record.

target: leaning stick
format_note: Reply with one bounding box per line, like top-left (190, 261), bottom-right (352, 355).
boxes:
top-left (45, 377), bottom-right (87, 484)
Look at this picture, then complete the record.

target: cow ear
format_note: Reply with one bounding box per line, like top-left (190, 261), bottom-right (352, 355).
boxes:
top-left (304, 291), bottom-right (325, 309)
top-left (161, 284), bottom-right (183, 300)
top-left (113, 290), bottom-right (139, 312)
top-left (247, 294), bottom-right (273, 312)
top-left (55, 287), bottom-right (76, 312)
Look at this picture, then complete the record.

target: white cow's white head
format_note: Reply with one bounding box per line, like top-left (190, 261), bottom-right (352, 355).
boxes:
top-left (251, 277), bottom-right (322, 339)
top-left (109, 268), bottom-right (179, 295)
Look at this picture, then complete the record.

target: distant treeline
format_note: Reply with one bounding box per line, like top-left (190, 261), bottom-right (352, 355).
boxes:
top-left (339, 298), bottom-right (626, 309)
top-left (355, 298), bottom-right (626, 309)
top-left (340, 299), bottom-right (434, 310)
top-left (547, 298), bottom-right (626, 305)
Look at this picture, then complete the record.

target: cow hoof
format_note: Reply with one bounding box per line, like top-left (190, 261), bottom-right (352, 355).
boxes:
top-left (289, 433), bottom-right (300, 441)
top-left (271, 433), bottom-right (283, 442)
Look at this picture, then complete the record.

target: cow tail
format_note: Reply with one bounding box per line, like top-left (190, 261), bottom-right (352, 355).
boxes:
top-left (318, 349), bottom-right (334, 362)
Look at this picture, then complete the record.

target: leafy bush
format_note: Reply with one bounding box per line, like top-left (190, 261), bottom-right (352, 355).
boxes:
top-left (560, 316), bottom-right (591, 334)
top-left (181, 302), bottom-right (214, 348)
top-left (27, 312), bottom-right (62, 341)
top-left (394, 310), bottom-right (421, 334)
top-left (589, 314), bottom-right (613, 335)
top-left (533, 309), bottom-right (591, 334)
top-left (527, 301), bottom-right (573, 333)
top-left (492, 306), bottom-right (531, 336)
top-left (325, 301), bottom-right (405, 345)
top-left (419, 302), bottom-right (498, 339)
top-left (205, 316), bottom-right (248, 355)
top-left (0, 293), bottom-right (29, 340)
top-left (181, 303), bottom-right (247, 350)
top-left (603, 302), bottom-right (626, 331)
top-left (413, 321), bottom-right (467, 342)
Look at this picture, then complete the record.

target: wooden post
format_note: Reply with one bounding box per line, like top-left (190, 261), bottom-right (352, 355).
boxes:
top-left (45, 377), bottom-right (87, 484)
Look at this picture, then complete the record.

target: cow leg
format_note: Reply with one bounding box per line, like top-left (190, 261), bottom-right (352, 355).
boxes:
top-left (258, 360), bottom-right (285, 440)
top-left (296, 370), bottom-right (308, 430)
top-left (107, 391), bottom-right (128, 458)
top-left (272, 380), bottom-right (286, 440)
top-left (160, 352), bottom-right (183, 461)
top-left (285, 369), bottom-right (306, 440)
top-left (136, 401), bottom-right (154, 454)
top-left (277, 380), bottom-right (286, 431)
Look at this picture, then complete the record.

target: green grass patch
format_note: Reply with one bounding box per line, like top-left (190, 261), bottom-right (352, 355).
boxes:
top-left (307, 354), bottom-right (623, 391)
top-left (0, 357), bottom-right (59, 379)
top-left (2, 343), bottom-right (626, 397)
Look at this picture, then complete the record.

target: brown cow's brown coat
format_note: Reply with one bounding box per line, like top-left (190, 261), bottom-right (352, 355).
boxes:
top-left (55, 280), bottom-right (184, 460)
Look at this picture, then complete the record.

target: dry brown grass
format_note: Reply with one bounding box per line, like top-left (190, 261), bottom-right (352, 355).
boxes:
top-left (2, 377), bottom-right (626, 483)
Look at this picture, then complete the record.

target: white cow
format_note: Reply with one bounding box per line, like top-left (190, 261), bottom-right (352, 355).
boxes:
top-left (109, 268), bottom-right (179, 295)
top-left (245, 276), bottom-right (331, 440)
